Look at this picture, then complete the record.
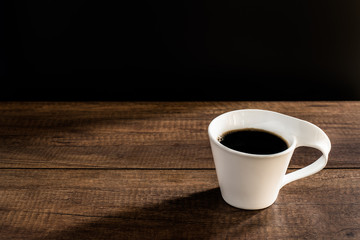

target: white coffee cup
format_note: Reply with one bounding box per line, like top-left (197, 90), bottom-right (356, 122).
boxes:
top-left (208, 109), bottom-right (331, 210)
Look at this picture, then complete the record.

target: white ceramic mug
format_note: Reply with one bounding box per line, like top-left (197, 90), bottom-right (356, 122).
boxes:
top-left (208, 109), bottom-right (331, 210)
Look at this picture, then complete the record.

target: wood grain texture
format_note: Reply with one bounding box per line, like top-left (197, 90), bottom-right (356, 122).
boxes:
top-left (0, 101), bottom-right (358, 168)
top-left (0, 169), bottom-right (359, 240)
top-left (0, 102), bottom-right (359, 239)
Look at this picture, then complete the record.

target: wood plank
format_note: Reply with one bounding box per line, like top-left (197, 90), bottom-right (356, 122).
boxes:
top-left (0, 102), bottom-right (358, 168)
top-left (0, 169), bottom-right (359, 239)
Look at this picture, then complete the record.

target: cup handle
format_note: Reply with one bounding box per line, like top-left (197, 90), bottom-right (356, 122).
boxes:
top-left (281, 121), bottom-right (331, 188)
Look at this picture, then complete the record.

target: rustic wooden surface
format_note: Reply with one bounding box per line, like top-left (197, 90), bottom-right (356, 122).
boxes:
top-left (0, 102), bottom-right (359, 239)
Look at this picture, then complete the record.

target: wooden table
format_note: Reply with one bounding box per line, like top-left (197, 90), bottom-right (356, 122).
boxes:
top-left (0, 102), bottom-right (359, 239)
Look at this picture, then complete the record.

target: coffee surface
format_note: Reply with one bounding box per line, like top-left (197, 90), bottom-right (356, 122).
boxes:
top-left (219, 128), bottom-right (288, 154)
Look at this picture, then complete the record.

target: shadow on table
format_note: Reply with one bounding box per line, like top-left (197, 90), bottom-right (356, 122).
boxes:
top-left (48, 188), bottom-right (263, 239)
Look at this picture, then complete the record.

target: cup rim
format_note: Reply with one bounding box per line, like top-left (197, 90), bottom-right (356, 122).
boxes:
top-left (208, 109), bottom-right (297, 158)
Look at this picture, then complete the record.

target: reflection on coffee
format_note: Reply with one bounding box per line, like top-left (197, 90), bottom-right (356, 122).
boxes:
top-left (218, 128), bottom-right (288, 155)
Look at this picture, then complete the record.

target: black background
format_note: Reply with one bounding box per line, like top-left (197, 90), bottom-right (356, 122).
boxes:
top-left (2, 0), bottom-right (360, 100)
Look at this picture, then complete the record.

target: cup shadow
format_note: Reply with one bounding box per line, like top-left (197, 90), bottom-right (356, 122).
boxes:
top-left (47, 188), bottom-right (262, 240)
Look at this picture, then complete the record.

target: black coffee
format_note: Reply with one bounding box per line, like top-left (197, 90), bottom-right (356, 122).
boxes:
top-left (218, 128), bottom-right (288, 154)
